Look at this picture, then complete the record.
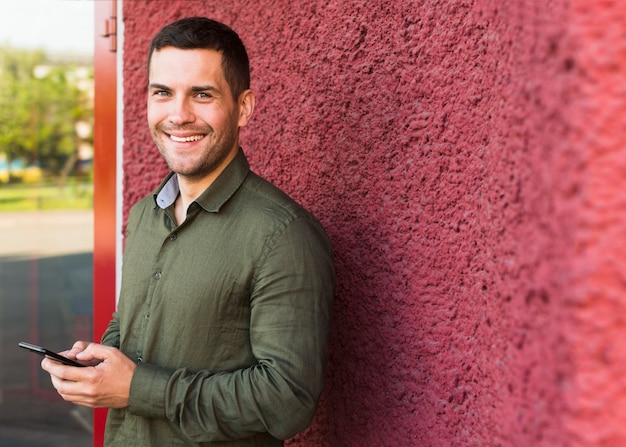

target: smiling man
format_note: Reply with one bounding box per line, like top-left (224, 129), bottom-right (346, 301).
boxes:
top-left (41, 17), bottom-right (335, 447)
top-left (148, 45), bottom-right (254, 224)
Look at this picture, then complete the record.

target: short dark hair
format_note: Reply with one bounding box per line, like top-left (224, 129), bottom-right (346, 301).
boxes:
top-left (147, 17), bottom-right (250, 99)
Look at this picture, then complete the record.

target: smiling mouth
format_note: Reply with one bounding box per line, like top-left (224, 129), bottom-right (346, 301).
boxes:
top-left (169, 134), bottom-right (205, 143)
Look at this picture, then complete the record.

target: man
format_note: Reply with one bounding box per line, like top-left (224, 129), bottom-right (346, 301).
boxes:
top-left (42, 17), bottom-right (335, 446)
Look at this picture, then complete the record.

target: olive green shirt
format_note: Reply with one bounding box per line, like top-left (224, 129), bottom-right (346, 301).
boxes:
top-left (101, 149), bottom-right (335, 446)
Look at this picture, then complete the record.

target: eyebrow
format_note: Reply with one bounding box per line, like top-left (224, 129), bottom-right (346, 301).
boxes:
top-left (148, 83), bottom-right (221, 94)
top-left (191, 85), bottom-right (220, 93)
top-left (148, 83), bottom-right (170, 91)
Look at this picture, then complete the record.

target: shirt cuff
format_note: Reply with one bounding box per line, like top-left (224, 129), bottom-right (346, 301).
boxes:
top-left (128, 362), bottom-right (173, 418)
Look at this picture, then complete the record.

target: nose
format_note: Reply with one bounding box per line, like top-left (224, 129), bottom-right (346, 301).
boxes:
top-left (168, 97), bottom-right (195, 125)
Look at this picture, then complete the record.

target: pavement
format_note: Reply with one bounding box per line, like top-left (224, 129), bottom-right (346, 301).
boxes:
top-left (0, 210), bottom-right (94, 446)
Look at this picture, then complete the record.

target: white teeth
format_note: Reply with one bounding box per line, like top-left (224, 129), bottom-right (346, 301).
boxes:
top-left (170, 134), bottom-right (204, 142)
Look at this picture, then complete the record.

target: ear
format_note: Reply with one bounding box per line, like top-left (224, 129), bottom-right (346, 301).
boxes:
top-left (237, 89), bottom-right (255, 128)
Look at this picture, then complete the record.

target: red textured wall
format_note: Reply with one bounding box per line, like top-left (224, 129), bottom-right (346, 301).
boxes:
top-left (562, 1), bottom-right (626, 445)
top-left (120, 1), bottom-right (626, 445)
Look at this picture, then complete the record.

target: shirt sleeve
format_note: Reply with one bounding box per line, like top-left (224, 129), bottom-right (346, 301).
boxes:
top-left (127, 216), bottom-right (335, 442)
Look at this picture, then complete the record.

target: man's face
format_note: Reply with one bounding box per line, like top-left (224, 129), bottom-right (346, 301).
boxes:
top-left (147, 47), bottom-right (246, 181)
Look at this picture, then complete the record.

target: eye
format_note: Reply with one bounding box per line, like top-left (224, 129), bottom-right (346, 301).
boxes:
top-left (196, 92), bottom-right (213, 99)
top-left (148, 87), bottom-right (171, 98)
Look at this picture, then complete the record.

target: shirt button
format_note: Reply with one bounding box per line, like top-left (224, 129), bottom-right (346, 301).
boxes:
top-left (169, 233), bottom-right (177, 241)
top-left (154, 272), bottom-right (162, 280)
top-left (145, 313), bottom-right (150, 320)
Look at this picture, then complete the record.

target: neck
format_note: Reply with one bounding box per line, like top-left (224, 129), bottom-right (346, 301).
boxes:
top-left (172, 147), bottom-right (240, 224)
top-left (177, 173), bottom-right (215, 206)
top-left (173, 174), bottom-right (214, 224)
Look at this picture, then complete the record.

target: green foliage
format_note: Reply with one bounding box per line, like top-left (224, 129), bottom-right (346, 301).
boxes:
top-left (0, 47), bottom-right (93, 175)
top-left (0, 182), bottom-right (93, 211)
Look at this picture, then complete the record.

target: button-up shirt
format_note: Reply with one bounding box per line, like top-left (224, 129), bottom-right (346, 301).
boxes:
top-left (101, 149), bottom-right (335, 446)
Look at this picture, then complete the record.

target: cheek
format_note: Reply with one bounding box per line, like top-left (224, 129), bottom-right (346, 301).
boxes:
top-left (209, 110), bottom-right (239, 134)
top-left (146, 104), bottom-right (164, 130)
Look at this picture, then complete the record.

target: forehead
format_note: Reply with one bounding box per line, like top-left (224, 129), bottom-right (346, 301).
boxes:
top-left (149, 47), bottom-right (226, 85)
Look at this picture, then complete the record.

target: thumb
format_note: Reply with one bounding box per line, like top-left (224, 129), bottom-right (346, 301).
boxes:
top-left (75, 343), bottom-right (111, 362)
top-left (64, 340), bottom-right (91, 358)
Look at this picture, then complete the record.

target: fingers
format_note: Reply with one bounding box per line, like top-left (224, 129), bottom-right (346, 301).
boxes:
top-left (40, 343), bottom-right (135, 409)
top-left (63, 340), bottom-right (92, 359)
top-left (41, 354), bottom-right (102, 407)
top-left (72, 340), bottom-right (91, 351)
top-left (75, 342), bottom-right (115, 364)
top-left (41, 356), bottom-right (88, 381)
top-left (49, 370), bottom-right (100, 407)
top-left (75, 342), bottom-right (107, 359)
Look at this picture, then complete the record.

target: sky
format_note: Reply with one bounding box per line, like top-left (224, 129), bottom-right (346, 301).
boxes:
top-left (0, 0), bottom-right (94, 56)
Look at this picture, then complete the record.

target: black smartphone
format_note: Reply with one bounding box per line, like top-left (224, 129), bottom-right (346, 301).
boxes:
top-left (19, 342), bottom-right (86, 367)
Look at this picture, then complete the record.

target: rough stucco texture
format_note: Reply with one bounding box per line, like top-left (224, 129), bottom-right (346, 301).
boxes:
top-left (121, 0), bottom-right (626, 446)
top-left (562, 2), bottom-right (626, 446)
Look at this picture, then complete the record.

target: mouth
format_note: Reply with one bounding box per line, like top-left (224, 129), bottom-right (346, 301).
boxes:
top-left (167, 133), bottom-right (206, 143)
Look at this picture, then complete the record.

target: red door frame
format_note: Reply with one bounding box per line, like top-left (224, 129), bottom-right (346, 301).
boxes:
top-left (93, 1), bottom-right (118, 445)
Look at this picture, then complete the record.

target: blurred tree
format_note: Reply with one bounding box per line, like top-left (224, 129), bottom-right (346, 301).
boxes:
top-left (0, 47), bottom-right (93, 179)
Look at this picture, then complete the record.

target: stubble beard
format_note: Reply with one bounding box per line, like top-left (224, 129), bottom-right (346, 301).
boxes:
top-left (152, 124), bottom-right (239, 181)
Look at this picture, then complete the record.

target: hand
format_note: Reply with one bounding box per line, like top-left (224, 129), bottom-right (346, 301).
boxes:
top-left (41, 341), bottom-right (137, 409)
top-left (63, 340), bottom-right (101, 366)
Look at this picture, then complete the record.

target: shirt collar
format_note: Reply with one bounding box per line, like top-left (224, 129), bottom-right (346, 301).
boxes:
top-left (155, 173), bottom-right (179, 209)
top-left (153, 148), bottom-right (251, 212)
